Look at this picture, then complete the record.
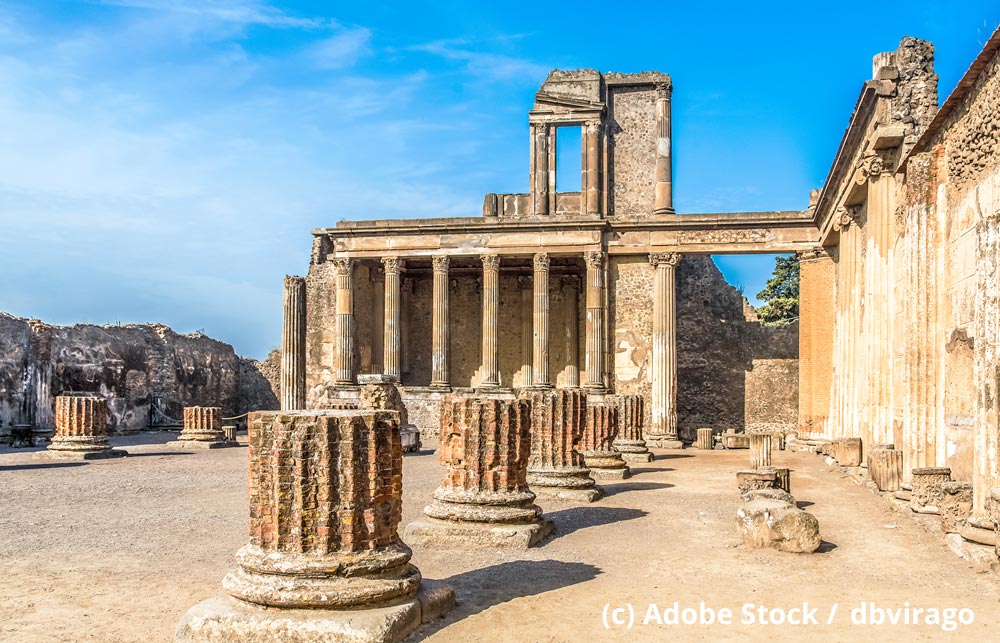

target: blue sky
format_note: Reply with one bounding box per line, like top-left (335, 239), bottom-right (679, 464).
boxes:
top-left (1, 1), bottom-right (998, 358)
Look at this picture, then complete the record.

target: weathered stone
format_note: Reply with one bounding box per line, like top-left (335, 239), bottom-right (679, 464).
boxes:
top-left (222, 425), bottom-right (236, 442)
top-left (749, 433), bottom-right (772, 468)
top-left (737, 498), bottom-right (821, 553)
top-left (581, 398), bottom-right (630, 479)
top-left (611, 394), bottom-right (653, 462)
top-left (694, 427), bottom-right (713, 450)
top-left (176, 409), bottom-right (453, 643)
top-left (736, 469), bottom-right (779, 494)
top-left (867, 445), bottom-right (903, 491)
top-left (910, 467), bottom-right (952, 514)
top-left (647, 252), bottom-right (683, 449)
top-left (834, 437), bottom-right (862, 466)
top-left (404, 396), bottom-right (553, 548)
top-left (522, 388), bottom-right (602, 502)
top-left (741, 487), bottom-right (797, 506)
top-left (723, 430), bottom-right (749, 449)
top-left (358, 375), bottom-right (421, 453)
top-left (39, 394), bottom-right (126, 460)
top-left (168, 406), bottom-right (236, 449)
top-left (280, 275), bottom-right (307, 411)
top-left (939, 481), bottom-right (973, 533)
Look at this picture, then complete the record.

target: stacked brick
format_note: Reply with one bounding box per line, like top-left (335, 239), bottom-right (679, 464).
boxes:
top-left (522, 388), bottom-right (602, 502)
top-left (581, 399), bottom-right (629, 479)
top-left (610, 394), bottom-right (653, 462)
top-left (43, 394), bottom-right (125, 459)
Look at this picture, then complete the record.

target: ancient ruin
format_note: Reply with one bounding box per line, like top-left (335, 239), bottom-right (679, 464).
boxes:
top-left (580, 396), bottom-right (629, 479)
top-left (166, 406), bottom-right (236, 449)
top-left (610, 393), bottom-right (652, 462)
top-left (38, 394), bottom-right (126, 460)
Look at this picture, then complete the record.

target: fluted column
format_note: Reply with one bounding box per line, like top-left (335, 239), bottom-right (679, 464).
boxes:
top-left (480, 254), bottom-right (500, 388)
top-left (583, 121), bottom-right (600, 215)
top-left (518, 275), bottom-right (533, 387)
top-left (280, 275), bottom-right (306, 411)
top-left (649, 252), bottom-right (682, 448)
top-left (333, 258), bottom-right (355, 385)
top-left (532, 253), bottom-right (551, 387)
top-left (584, 251), bottom-right (606, 391)
top-left (653, 83), bottom-right (674, 214)
top-left (382, 257), bottom-right (402, 382)
top-left (532, 123), bottom-right (550, 216)
top-left (561, 274), bottom-right (580, 387)
top-left (401, 277), bottom-right (414, 378)
top-left (431, 255), bottom-right (450, 388)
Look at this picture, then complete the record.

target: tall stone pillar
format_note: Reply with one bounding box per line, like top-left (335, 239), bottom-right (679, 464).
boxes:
top-left (653, 83), bottom-right (674, 214)
top-left (333, 258), bottom-right (355, 386)
top-left (532, 123), bottom-right (550, 216)
top-left (583, 121), bottom-right (601, 215)
top-left (401, 277), bottom-right (414, 378)
top-left (372, 264), bottom-right (385, 374)
top-left (382, 257), bottom-right (403, 382)
top-left (40, 394), bottom-right (125, 460)
top-left (518, 275), bottom-right (534, 388)
top-left (532, 253), bottom-right (552, 387)
top-left (177, 409), bottom-right (454, 641)
top-left (280, 275), bottom-right (306, 411)
top-left (480, 254), bottom-right (500, 388)
top-left (431, 256), bottom-right (450, 388)
top-left (648, 252), bottom-right (683, 448)
top-left (583, 251), bottom-right (606, 391)
top-left (561, 274), bottom-right (580, 387)
top-left (405, 396), bottom-right (553, 548)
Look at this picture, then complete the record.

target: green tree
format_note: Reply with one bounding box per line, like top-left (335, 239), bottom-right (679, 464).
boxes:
top-left (755, 255), bottom-right (799, 326)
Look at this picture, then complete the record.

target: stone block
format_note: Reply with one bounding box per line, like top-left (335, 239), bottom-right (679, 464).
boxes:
top-left (749, 433), bottom-right (772, 468)
top-left (939, 481), bottom-right (973, 533)
top-left (723, 430), bottom-right (749, 449)
top-left (736, 498), bottom-right (821, 553)
top-left (910, 467), bottom-right (951, 514)
top-left (867, 446), bottom-right (903, 491)
top-left (695, 427), bottom-right (713, 450)
top-left (834, 437), bottom-right (862, 466)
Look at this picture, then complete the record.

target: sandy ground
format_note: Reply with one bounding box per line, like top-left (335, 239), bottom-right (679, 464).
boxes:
top-left (2, 434), bottom-right (998, 642)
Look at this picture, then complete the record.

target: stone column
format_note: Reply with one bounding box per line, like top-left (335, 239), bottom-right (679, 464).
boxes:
top-left (750, 433), bottom-right (772, 469)
top-left (867, 444), bottom-right (903, 491)
top-left (401, 277), bottom-right (414, 378)
top-left (169, 406), bottom-right (235, 449)
top-left (480, 254), bottom-right (500, 388)
top-left (611, 394), bottom-right (652, 462)
top-left (522, 388), bottom-right (602, 502)
top-left (404, 395), bottom-right (553, 549)
top-left (561, 275), bottom-right (580, 387)
top-left (518, 275), bottom-right (533, 388)
top-left (41, 394), bottom-right (125, 460)
top-left (695, 428), bottom-right (714, 450)
top-left (582, 398), bottom-right (629, 479)
top-left (583, 251), bottom-right (606, 391)
top-left (382, 257), bottom-right (403, 382)
top-left (333, 258), bottom-right (355, 386)
top-left (532, 253), bottom-right (551, 387)
top-left (372, 264), bottom-right (385, 374)
top-left (431, 256), bottom-right (450, 388)
top-left (177, 409), bottom-right (454, 641)
top-left (648, 252), bottom-right (683, 448)
top-left (653, 83), bottom-right (674, 214)
top-left (583, 121), bottom-right (601, 215)
top-left (532, 123), bottom-right (550, 216)
top-left (280, 275), bottom-right (306, 411)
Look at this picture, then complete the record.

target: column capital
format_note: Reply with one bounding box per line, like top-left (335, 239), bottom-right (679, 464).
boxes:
top-left (655, 82), bottom-right (672, 100)
top-left (584, 250), bottom-right (604, 270)
top-left (797, 247), bottom-right (830, 262)
top-left (834, 205), bottom-right (863, 231)
top-left (381, 256), bottom-right (404, 274)
top-left (481, 254), bottom-right (500, 271)
top-left (533, 253), bottom-right (550, 271)
top-left (332, 257), bottom-right (353, 274)
top-left (432, 255), bottom-right (450, 272)
top-left (649, 252), bottom-right (681, 268)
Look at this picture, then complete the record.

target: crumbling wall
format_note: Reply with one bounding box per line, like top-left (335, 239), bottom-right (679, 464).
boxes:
top-left (607, 84), bottom-right (658, 217)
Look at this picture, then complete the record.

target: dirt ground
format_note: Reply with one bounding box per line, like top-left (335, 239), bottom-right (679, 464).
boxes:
top-left (2, 433), bottom-right (998, 642)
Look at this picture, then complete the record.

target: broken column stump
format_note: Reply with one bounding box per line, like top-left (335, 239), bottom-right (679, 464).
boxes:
top-left (722, 429), bottom-right (749, 449)
top-left (910, 467), bottom-right (952, 514)
top-left (358, 373), bottom-right (421, 453)
top-left (404, 396), bottom-right (553, 548)
top-left (749, 433), bottom-right (772, 468)
top-left (522, 388), bottom-right (603, 502)
top-left (222, 425), bottom-right (236, 442)
top-left (38, 394), bottom-right (126, 460)
top-left (939, 481), bottom-right (973, 534)
top-left (867, 444), bottom-right (903, 491)
top-left (611, 394), bottom-right (653, 463)
top-left (835, 437), bottom-right (863, 466)
top-left (175, 409), bottom-right (454, 643)
top-left (695, 427), bottom-right (713, 450)
top-left (167, 406), bottom-right (236, 449)
top-left (581, 397), bottom-right (630, 479)
top-left (737, 467), bottom-right (790, 495)
top-left (737, 491), bottom-right (821, 554)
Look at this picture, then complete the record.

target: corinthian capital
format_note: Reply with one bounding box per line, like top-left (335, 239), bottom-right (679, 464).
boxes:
top-left (381, 256), bottom-right (403, 274)
top-left (533, 253), bottom-right (550, 271)
top-left (331, 257), bottom-right (353, 274)
top-left (649, 252), bottom-right (681, 268)
top-left (481, 254), bottom-right (500, 271)
top-left (432, 255), bottom-right (450, 272)
top-left (584, 251), bottom-right (604, 270)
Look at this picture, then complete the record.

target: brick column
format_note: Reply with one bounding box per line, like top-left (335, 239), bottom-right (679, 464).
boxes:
top-left (653, 82), bottom-right (674, 214)
top-left (582, 398), bottom-right (629, 478)
top-left (382, 257), bottom-right (403, 381)
top-left (521, 388), bottom-right (602, 502)
top-left (583, 251), bottom-right (606, 391)
top-left (611, 394), bottom-right (652, 462)
top-left (169, 406), bottom-right (235, 449)
top-left (532, 253), bottom-right (551, 387)
top-left (480, 254), bottom-right (500, 388)
top-left (648, 252), bottom-right (683, 448)
top-left (405, 396), bottom-right (553, 548)
top-left (280, 275), bottom-right (306, 411)
top-left (431, 256), bottom-right (450, 388)
top-left (43, 394), bottom-right (125, 460)
top-left (333, 258), bottom-right (355, 385)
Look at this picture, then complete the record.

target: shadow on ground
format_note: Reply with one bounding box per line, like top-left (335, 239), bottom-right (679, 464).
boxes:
top-left (126, 451), bottom-right (194, 458)
top-left (544, 507), bottom-right (648, 539)
top-left (414, 559), bottom-right (602, 640)
top-left (0, 461), bottom-right (88, 472)
top-left (602, 481), bottom-right (674, 497)
top-left (815, 540), bottom-right (838, 554)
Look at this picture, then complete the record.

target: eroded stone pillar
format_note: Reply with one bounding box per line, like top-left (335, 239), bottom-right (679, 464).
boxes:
top-left (382, 257), bottom-right (403, 382)
top-left (750, 433), bottom-right (772, 469)
top-left (695, 428), bottom-right (714, 450)
top-left (532, 253), bottom-right (551, 387)
top-left (280, 275), bottom-right (306, 411)
top-left (358, 373), bottom-right (420, 453)
top-left (867, 444), bottom-right (903, 491)
top-left (41, 394), bottom-right (125, 460)
top-left (518, 275), bottom-right (534, 388)
top-left (333, 258), bottom-right (355, 385)
top-left (940, 482), bottom-right (973, 534)
top-left (561, 275), bottom-right (580, 387)
top-left (583, 251), bottom-right (606, 391)
top-left (648, 252), bottom-right (682, 448)
top-left (480, 254), bottom-right (500, 388)
top-left (582, 398), bottom-right (629, 479)
top-left (532, 123), bottom-right (550, 216)
top-left (611, 394), bottom-right (652, 462)
top-left (169, 406), bottom-right (235, 449)
top-left (177, 409), bottom-right (454, 641)
top-left (431, 256), bottom-right (450, 388)
top-left (405, 396), bottom-right (553, 548)
top-left (583, 121), bottom-right (601, 215)
top-left (401, 277), bottom-right (414, 378)
top-left (522, 388), bottom-right (602, 502)
top-left (653, 83), bottom-right (673, 214)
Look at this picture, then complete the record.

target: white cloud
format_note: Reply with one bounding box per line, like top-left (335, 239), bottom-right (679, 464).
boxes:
top-left (310, 27), bottom-right (373, 69)
top-left (409, 38), bottom-right (549, 82)
top-left (96, 0), bottom-right (338, 31)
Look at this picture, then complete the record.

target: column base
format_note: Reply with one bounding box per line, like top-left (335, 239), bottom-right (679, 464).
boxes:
top-left (647, 436), bottom-right (684, 449)
top-left (36, 447), bottom-right (127, 461)
top-left (166, 439), bottom-right (238, 450)
top-left (175, 581), bottom-right (455, 643)
top-left (403, 517), bottom-right (554, 549)
top-left (960, 523), bottom-right (996, 547)
top-left (583, 453), bottom-right (631, 479)
top-left (621, 452), bottom-right (654, 463)
top-left (531, 485), bottom-right (604, 503)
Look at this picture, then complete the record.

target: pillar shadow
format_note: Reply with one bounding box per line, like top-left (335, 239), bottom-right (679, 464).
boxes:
top-left (0, 461), bottom-right (88, 471)
top-left (651, 453), bottom-right (695, 460)
top-left (602, 481), bottom-right (673, 498)
top-left (126, 451), bottom-right (194, 457)
top-left (412, 560), bottom-right (602, 640)
top-left (796, 500), bottom-right (815, 509)
top-left (627, 467), bottom-right (673, 475)
top-left (542, 506), bottom-right (648, 538)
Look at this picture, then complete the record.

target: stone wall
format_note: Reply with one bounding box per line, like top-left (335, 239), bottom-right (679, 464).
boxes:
top-left (608, 84), bottom-right (658, 217)
top-left (0, 313), bottom-right (279, 439)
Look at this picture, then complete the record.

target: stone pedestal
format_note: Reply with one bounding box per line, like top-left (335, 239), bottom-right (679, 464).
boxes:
top-left (910, 467), bottom-right (952, 514)
top-left (694, 428), bottom-right (713, 450)
top-left (404, 396), bottom-right (553, 548)
top-left (176, 410), bottom-right (453, 643)
top-left (835, 437), bottom-right (863, 466)
top-left (39, 395), bottom-right (126, 460)
top-left (222, 425), bottom-right (237, 442)
top-left (749, 433), bottom-right (772, 468)
top-left (940, 482), bottom-right (973, 534)
top-left (723, 430), bottom-right (749, 449)
top-left (737, 468), bottom-right (790, 496)
top-left (522, 388), bottom-right (603, 502)
top-left (867, 444), bottom-right (903, 491)
top-left (168, 406), bottom-right (236, 449)
top-left (611, 394), bottom-right (653, 463)
top-left (358, 374), bottom-right (421, 453)
top-left (581, 398), bottom-right (630, 479)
